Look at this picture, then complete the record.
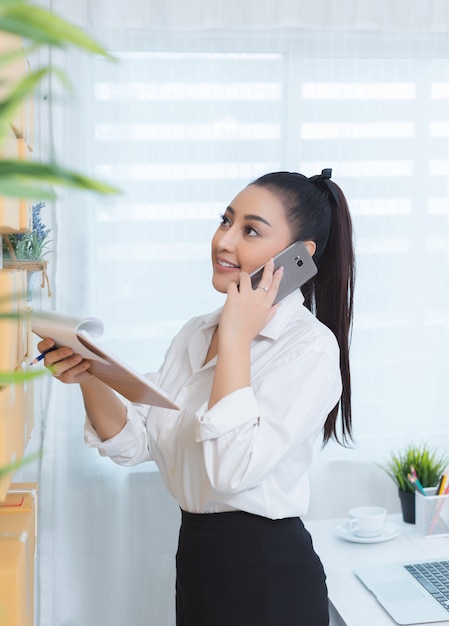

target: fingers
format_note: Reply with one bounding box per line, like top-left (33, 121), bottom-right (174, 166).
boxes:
top-left (261, 259), bottom-right (284, 296)
top-left (36, 338), bottom-right (91, 382)
top-left (270, 264), bottom-right (284, 296)
top-left (248, 259), bottom-right (284, 302)
top-left (55, 358), bottom-right (92, 383)
top-left (37, 337), bottom-right (55, 353)
top-left (43, 345), bottom-right (73, 368)
top-left (261, 257), bottom-right (276, 285)
top-left (46, 350), bottom-right (79, 374)
top-left (230, 258), bottom-right (284, 306)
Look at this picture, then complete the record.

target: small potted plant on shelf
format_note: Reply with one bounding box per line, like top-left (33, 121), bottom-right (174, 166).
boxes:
top-left (382, 443), bottom-right (449, 523)
top-left (2, 201), bottom-right (52, 301)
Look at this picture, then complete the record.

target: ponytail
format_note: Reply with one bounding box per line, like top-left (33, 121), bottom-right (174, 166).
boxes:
top-left (304, 181), bottom-right (355, 444)
top-left (252, 170), bottom-right (355, 445)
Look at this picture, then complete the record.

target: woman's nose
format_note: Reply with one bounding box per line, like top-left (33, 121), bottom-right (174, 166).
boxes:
top-left (216, 227), bottom-right (238, 250)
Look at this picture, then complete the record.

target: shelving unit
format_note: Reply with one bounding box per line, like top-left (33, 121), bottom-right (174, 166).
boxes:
top-left (0, 32), bottom-right (37, 626)
top-left (0, 482), bottom-right (38, 626)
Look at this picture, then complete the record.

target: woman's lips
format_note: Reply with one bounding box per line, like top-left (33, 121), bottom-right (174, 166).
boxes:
top-left (215, 257), bottom-right (240, 272)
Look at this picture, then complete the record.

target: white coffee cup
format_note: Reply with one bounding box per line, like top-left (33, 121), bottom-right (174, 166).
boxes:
top-left (348, 506), bottom-right (387, 538)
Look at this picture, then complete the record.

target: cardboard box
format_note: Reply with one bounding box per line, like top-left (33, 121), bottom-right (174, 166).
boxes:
top-left (0, 375), bottom-right (35, 502)
top-left (23, 60), bottom-right (34, 153)
top-left (0, 270), bottom-right (19, 371)
top-left (0, 33), bottom-right (28, 143)
top-left (0, 272), bottom-right (35, 500)
top-left (0, 32), bottom-right (32, 227)
top-left (15, 272), bottom-right (28, 367)
top-left (18, 198), bottom-right (32, 234)
top-left (0, 484), bottom-right (38, 550)
top-left (0, 531), bottom-right (30, 626)
top-left (0, 484), bottom-right (37, 626)
top-left (0, 391), bottom-right (23, 500)
top-left (0, 270), bottom-right (27, 371)
top-left (0, 127), bottom-right (21, 233)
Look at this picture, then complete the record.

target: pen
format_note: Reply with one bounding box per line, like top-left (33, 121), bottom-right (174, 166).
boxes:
top-left (437, 473), bottom-right (448, 496)
top-left (30, 346), bottom-right (55, 365)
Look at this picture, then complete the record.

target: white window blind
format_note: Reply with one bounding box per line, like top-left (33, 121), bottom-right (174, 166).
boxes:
top-left (85, 47), bottom-right (285, 371)
top-left (61, 33), bottom-right (449, 438)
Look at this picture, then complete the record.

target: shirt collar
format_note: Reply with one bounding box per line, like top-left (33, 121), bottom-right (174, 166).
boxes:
top-left (202, 289), bottom-right (305, 341)
top-left (258, 290), bottom-right (304, 339)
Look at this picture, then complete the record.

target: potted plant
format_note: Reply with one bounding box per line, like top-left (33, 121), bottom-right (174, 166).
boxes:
top-left (2, 201), bottom-right (52, 300)
top-left (382, 443), bottom-right (449, 523)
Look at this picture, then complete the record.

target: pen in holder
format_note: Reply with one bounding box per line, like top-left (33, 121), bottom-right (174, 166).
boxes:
top-left (415, 487), bottom-right (449, 538)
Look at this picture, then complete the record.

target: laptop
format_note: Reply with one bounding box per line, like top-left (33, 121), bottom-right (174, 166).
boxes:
top-left (355, 559), bottom-right (449, 624)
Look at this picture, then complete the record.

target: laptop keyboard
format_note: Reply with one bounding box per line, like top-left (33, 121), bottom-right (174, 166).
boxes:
top-left (405, 561), bottom-right (449, 611)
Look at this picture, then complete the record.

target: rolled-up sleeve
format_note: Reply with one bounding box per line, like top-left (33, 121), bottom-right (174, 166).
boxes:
top-left (84, 401), bottom-right (153, 466)
top-left (193, 344), bottom-right (341, 496)
top-left (194, 387), bottom-right (259, 440)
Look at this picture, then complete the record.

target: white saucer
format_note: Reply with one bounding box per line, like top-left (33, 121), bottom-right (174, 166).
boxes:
top-left (336, 521), bottom-right (401, 544)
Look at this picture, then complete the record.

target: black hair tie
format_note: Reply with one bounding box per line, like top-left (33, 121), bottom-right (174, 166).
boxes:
top-left (308, 168), bottom-right (339, 207)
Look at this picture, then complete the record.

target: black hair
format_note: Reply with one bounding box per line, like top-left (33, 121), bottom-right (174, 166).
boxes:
top-left (251, 171), bottom-right (355, 445)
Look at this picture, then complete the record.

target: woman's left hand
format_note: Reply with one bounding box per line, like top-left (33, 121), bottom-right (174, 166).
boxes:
top-left (218, 259), bottom-right (284, 347)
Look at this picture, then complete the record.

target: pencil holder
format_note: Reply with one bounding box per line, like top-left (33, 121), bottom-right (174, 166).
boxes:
top-left (415, 489), bottom-right (449, 538)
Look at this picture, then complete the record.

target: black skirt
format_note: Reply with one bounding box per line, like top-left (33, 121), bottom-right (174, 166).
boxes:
top-left (176, 509), bottom-right (329, 626)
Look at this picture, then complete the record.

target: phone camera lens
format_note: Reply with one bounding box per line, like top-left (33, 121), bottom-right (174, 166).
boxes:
top-left (295, 256), bottom-right (303, 267)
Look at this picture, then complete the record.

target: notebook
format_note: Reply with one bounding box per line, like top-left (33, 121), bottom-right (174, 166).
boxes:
top-left (31, 310), bottom-right (179, 410)
top-left (355, 559), bottom-right (449, 624)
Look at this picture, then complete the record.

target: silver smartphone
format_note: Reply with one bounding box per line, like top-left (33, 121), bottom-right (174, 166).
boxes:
top-left (250, 241), bottom-right (317, 304)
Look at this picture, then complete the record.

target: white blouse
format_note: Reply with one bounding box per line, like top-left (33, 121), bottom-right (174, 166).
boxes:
top-left (84, 290), bottom-right (342, 519)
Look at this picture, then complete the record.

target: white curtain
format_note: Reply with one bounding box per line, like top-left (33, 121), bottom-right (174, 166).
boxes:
top-left (47, 0), bottom-right (449, 33)
top-left (21, 2), bottom-right (449, 625)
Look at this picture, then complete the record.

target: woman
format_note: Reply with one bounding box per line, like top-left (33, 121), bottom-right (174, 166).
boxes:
top-left (39, 169), bottom-right (355, 626)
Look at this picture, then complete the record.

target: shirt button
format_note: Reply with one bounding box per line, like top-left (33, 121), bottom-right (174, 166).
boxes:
top-left (187, 385), bottom-right (195, 392)
top-left (164, 428), bottom-right (171, 438)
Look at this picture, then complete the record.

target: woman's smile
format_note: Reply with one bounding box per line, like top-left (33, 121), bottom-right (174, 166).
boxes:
top-left (215, 256), bottom-right (241, 272)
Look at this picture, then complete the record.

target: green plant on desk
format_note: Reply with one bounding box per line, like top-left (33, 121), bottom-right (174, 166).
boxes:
top-left (381, 443), bottom-right (449, 524)
top-left (382, 443), bottom-right (449, 494)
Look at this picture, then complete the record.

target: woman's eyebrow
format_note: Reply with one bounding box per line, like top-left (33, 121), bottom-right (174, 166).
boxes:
top-left (226, 205), bottom-right (272, 227)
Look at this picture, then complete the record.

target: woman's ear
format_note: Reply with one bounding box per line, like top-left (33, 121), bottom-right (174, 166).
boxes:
top-left (304, 240), bottom-right (316, 257)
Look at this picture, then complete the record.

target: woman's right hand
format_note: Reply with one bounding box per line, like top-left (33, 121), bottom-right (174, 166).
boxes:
top-left (37, 338), bottom-right (93, 384)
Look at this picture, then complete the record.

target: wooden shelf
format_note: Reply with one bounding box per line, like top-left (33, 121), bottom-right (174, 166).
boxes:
top-left (1, 33), bottom-right (37, 626)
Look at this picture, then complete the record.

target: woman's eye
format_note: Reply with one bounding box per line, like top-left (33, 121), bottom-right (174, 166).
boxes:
top-left (244, 225), bottom-right (259, 236)
top-left (219, 213), bottom-right (231, 227)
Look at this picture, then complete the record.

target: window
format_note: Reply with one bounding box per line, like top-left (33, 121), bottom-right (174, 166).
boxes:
top-left (61, 33), bottom-right (449, 438)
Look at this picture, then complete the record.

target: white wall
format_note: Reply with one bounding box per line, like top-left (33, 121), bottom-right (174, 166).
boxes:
top-left (305, 443), bottom-right (402, 521)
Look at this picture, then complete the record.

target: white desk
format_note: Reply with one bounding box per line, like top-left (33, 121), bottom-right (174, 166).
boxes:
top-left (305, 514), bottom-right (449, 626)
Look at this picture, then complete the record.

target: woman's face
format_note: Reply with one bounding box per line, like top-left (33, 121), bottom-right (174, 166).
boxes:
top-left (211, 184), bottom-right (293, 294)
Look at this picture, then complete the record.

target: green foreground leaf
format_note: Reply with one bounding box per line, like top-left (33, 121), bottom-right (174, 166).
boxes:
top-left (0, 160), bottom-right (120, 196)
top-left (0, 67), bottom-right (50, 138)
top-left (0, 449), bottom-right (42, 477)
top-left (0, 3), bottom-right (113, 59)
top-left (0, 367), bottom-right (49, 386)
